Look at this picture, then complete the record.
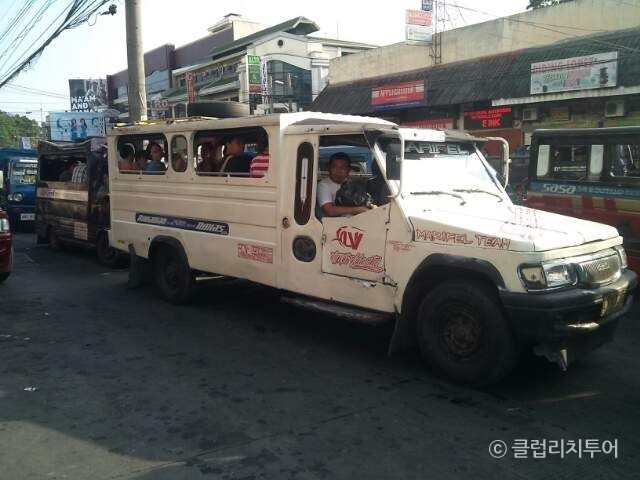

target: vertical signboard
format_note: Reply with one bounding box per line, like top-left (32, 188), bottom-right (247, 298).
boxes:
top-left (247, 55), bottom-right (262, 94)
top-left (406, 1), bottom-right (433, 43)
top-left (186, 73), bottom-right (196, 103)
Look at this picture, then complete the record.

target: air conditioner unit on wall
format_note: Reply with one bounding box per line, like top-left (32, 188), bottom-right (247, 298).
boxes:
top-left (522, 107), bottom-right (538, 121)
top-left (604, 100), bottom-right (625, 118)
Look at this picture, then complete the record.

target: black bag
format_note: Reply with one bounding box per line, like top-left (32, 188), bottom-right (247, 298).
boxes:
top-left (334, 180), bottom-right (372, 208)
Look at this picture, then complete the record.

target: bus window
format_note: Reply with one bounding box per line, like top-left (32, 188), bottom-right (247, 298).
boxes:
top-left (536, 145), bottom-right (550, 177)
top-left (609, 143), bottom-right (640, 179)
top-left (547, 145), bottom-right (587, 181)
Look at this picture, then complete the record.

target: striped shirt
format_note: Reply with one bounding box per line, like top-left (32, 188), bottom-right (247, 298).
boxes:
top-left (250, 153), bottom-right (269, 177)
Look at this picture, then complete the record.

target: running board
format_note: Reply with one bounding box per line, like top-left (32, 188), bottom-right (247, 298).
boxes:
top-left (281, 296), bottom-right (393, 326)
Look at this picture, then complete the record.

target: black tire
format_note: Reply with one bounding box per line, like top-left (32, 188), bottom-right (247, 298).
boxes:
top-left (0, 271), bottom-right (9, 283)
top-left (417, 280), bottom-right (519, 386)
top-left (96, 231), bottom-right (121, 268)
top-left (153, 245), bottom-right (195, 304)
top-left (49, 226), bottom-right (61, 251)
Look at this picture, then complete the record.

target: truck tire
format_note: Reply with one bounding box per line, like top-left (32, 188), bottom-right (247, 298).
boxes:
top-left (96, 231), bottom-right (121, 268)
top-left (416, 280), bottom-right (518, 386)
top-left (153, 245), bottom-right (195, 304)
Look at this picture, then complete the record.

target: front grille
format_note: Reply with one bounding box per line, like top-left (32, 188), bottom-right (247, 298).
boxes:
top-left (576, 253), bottom-right (621, 286)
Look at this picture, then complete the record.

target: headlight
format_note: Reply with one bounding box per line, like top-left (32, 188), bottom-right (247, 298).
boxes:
top-left (519, 260), bottom-right (577, 290)
top-left (0, 218), bottom-right (10, 233)
top-left (9, 192), bottom-right (23, 202)
top-left (614, 245), bottom-right (628, 270)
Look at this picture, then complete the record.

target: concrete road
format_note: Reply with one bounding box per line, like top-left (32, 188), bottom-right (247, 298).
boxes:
top-left (0, 233), bottom-right (638, 480)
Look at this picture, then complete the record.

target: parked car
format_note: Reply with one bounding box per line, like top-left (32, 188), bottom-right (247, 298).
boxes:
top-left (0, 209), bottom-right (12, 283)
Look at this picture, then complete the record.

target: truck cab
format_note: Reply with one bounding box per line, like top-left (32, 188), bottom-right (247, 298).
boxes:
top-left (108, 112), bottom-right (636, 385)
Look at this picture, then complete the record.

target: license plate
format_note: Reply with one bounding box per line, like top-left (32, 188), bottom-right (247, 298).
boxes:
top-left (601, 288), bottom-right (626, 316)
top-left (20, 213), bottom-right (35, 221)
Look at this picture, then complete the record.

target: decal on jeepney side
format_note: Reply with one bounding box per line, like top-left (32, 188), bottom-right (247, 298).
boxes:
top-left (416, 229), bottom-right (510, 249)
top-left (238, 243), bottom-right (273, 264)
top-left (389, 240), bottom-right (414, 252)
top-left (135, 213), bottom-right (229, 236)
top-left (73, 222), bottom-right (88, 241)
top-left (330, 251), bottom-right (383, 273)
top-left (333, 226), bottom-right (365, 250)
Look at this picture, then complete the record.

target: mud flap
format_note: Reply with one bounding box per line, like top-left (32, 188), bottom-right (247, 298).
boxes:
top-left (127, 244), bottom-right (151, 289)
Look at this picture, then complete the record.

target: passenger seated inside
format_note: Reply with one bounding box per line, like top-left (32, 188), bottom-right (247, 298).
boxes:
top-left (58, 161), bottom-right (75, 181)
top-left (143, 142), bottom-right (166, 173)
top-left (366, 161), bottom-right (391, 206)
top-left (317, 152), bottom-right (375, 218)
top-left (119, 144), bottom-right (138, 172)
top-left (196, 141), bottom-right (220, 173)
top-left (250, 133), bottom-right (269, 177)
top-left (172, 152), bottom-right (187, 172)
top-left (219, 135), bottom-right (249, 174)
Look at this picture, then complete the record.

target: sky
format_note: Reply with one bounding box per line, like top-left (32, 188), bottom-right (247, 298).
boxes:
top-left (0, 0), bottom-right (530, 123)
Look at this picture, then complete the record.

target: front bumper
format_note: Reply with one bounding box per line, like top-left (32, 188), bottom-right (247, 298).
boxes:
top-left (501, 270), bottom-right (637, 344)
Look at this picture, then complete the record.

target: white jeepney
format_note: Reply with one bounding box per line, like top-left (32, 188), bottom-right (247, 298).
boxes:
top-left (107, 112), bottom-right (636, 385)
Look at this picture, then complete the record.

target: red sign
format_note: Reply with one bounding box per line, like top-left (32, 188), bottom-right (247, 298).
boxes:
top-left (371, 81), bottom-right (426, 110)
top-left (463, 107), bottom-right (513, 130)
top-left (401, 118), bottom-right (455, 130)
top-left (406, 9), bottom-right (432, 26)
top-left (186, 73), bottom-right (195, 103)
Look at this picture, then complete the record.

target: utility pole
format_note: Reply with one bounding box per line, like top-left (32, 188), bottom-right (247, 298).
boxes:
top-left (125, 0), bottom-right (147, 121)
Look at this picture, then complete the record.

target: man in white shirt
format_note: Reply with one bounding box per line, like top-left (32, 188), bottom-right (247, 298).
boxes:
top-left (317, 152), bottom-right (370, 218)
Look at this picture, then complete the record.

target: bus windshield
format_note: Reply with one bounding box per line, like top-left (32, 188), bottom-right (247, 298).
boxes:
top-left (11, 161), bottom-right (38, 185)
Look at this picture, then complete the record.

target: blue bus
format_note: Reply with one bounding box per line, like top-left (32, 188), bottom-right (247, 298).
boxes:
top-left (0, 148), bottom-right (38, 230)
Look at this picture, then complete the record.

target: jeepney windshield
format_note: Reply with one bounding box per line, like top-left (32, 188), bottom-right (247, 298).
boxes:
top-left (10, 161), bottom-right (37, 185)
top-left (400, 141), bottom-right (506, 202)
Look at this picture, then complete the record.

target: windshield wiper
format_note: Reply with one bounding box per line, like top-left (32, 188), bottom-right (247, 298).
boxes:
top-left (453, 188), bottom-right (503, 202)
top-left (409, 190), bottom-right (466, 205)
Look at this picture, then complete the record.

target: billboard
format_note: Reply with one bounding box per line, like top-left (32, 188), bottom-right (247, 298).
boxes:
top-left (69, 78), bottom-right (108, 112)
top-left (247, 55), bottom-right (262, 93)
top-left (530, 52), bottom-right (618, 95)
top-left (49, 112), bottom-right (106, 142)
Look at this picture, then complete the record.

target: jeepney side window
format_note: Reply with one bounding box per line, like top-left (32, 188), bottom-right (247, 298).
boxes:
top-left (117, 135), bottom-right (168, 174)
top-left (536, 145), bottom-right (550, 177)
top-left (193, 127), bottom-right (267, 178)
top-left (171, 135), bottom-right (188, 173)
top-left (39, 155), bottom-right (82, 182)
top-left (294, 142), bottom-right (314, 225)
top-left (608, 142), bottom-right (640, 179)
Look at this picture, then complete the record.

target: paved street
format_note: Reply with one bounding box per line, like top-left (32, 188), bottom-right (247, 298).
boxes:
top-left (0, 232), bottom-right (638, 480)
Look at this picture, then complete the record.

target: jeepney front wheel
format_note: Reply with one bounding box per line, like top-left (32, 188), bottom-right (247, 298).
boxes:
top-left (153, 245), bottom-right (196, 304)
top-left (417, 280), bottom-right (518, 386)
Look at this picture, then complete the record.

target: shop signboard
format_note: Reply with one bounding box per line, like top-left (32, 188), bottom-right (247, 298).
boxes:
top-left (463, 107), bottom-right (513, 130)
top-left (406, 9), bottom-right (432, 26)
top-left (371, 81), bottom-right (427, 110)
top-left (247, 55), bottom-right (262, 94)
top-left (530, 51), bottom-right (618, 95)
top-left (186, 73), bottom-right (195, 103)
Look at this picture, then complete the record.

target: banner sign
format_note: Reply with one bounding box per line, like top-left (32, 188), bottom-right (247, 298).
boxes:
top-left (371, 80), bottom-right (426, 110)
top-left (463, 107), bottom-right (513, 130)
top-left (186, 73), bottom-right (196, 103)
top-left (247, 55), bottom-right (262, 94)
top-left (69, 79), bottom-right (108, 112)
top-left (530, 51), bottom-right (618, 95)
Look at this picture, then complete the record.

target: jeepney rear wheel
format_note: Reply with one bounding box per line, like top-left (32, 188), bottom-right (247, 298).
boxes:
top-left (96, 231), bottom-right (121, 268)
top-left (417, 280), bottom-right (518, 386)
top-left (154, 245), bottom-right (196, 304)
